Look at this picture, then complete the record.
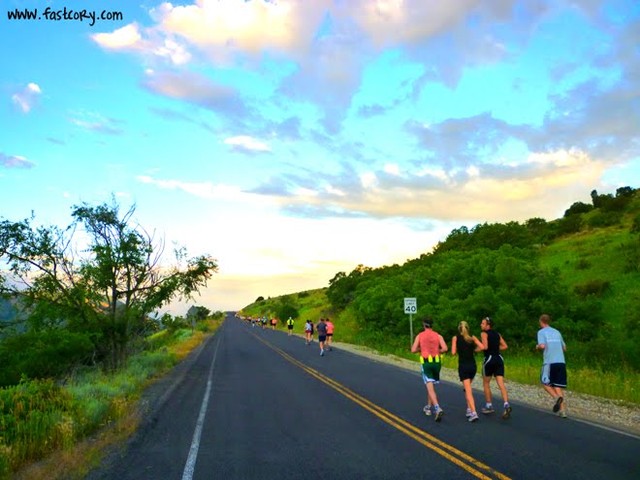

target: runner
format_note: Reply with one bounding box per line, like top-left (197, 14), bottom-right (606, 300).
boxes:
top-left (536, 314), bottom-right (568, 418)
top-left (304, 320), bottom-right (313, 345)
top-left (451, 320), bottom-right (484, 422)
top-left (325, 317), bottom-right (334, 350)
top-left (316, 317), bottom-right (328, 356)
top-left (411, 316), bottom-right (448, 422)
top-left (286, 317), bottom-right (294, 336)
top-left (270, 317), bottom-right (277, 330)
top-left (480, 317), bottom-right (512, 419)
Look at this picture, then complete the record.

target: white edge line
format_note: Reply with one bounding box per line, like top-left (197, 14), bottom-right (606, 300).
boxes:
top-left (182, 335), bottom-right (221, 480)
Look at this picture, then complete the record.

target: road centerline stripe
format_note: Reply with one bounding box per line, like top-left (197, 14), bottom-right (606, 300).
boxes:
top-left (252, 332), bottom-right (511, 480)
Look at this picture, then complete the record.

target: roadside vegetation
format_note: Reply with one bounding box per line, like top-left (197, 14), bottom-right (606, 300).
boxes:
top-left (0, 200), bottom-right (221, 479)
top-left (241, 187), bottom-right (640, 406)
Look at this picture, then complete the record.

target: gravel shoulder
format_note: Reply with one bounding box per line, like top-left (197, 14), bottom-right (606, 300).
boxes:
top-left (332, 340), bottom-right (640, 438)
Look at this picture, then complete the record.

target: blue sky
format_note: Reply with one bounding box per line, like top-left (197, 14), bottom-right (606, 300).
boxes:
top-left (1, 0), bottom-right (639, 313)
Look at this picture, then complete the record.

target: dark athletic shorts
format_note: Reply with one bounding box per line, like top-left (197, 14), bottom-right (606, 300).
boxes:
top-left (458, 363), bottom-right (477, 382)
top-left (541, 363), bottom-right (567, 388)
top-left (482, 355), bottom-right (505, 377)
top-left (318, 334), bottom-right (327, 342)
top-left (287, 325), bottom-right (293, 330)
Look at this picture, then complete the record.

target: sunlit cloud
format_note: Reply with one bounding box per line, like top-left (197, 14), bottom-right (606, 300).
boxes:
top-left (92, 23), bottom-right (142, 50)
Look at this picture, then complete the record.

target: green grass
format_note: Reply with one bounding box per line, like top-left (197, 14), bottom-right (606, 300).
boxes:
top-left (1, 319), bottom-right (222, 480)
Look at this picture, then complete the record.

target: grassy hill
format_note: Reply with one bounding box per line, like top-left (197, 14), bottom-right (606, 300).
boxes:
top-left (240, 188), bottom-right (640, 404)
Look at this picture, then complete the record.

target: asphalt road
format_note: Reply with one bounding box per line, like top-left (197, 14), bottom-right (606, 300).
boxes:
top-left (87, 313), bottom-right (639, 480)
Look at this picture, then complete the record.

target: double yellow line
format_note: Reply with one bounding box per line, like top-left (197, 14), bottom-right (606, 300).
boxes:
top-left (253, 333), bottom-right (511, 480)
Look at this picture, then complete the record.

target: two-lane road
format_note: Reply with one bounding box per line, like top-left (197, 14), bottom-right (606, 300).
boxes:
top-left (88, 314), bottom-right (639, 479)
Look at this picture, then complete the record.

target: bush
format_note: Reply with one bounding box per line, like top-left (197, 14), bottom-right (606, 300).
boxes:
top-left (574, 280), bottom-right (611, 298)
top-left (0, 330), bottom-right (94, 387)
top-left (556, 215), bottom-right (582, 235)
top-left (575, 258), bottom-right (591, 270)
top-left (587, 211), bottom-right (622, 228)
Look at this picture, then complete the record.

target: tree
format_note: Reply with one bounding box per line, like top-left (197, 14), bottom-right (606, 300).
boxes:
top-left (0, 200), bottom-right (218, 371)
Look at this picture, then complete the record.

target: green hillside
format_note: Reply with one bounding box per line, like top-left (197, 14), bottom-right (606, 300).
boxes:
top-left (241, 187), bottom-right (640, 404)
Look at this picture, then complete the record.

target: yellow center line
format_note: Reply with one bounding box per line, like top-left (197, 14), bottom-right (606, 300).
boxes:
top-left (252, 332), bottom-right (511, 480)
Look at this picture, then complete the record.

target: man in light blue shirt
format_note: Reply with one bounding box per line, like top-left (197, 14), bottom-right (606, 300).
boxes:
top-left (536, 314), bottom-right (567, 417)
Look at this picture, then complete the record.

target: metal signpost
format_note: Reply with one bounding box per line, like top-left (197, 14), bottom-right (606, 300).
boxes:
top-left (404, 297), bottom-right (417, 348)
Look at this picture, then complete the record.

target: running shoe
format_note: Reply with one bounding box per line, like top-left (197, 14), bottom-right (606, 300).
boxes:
top-left (553, 397), bottom-right (563, 413)
top-left (502, 404), bottom-right (512, 420)
top-left (558, 411), bottom-right (567, 418)
top-left (434, 409), bottom-right (444, 422)
top-left (468, 412), bottom-right (479, 423)
top-left (465, 408), bottom-right (473, 418)
top-left (320, 349), bottom-right (324, 356)
top-left (481, 404), bottom-right (495, 414)
top-left (423, 405), bottom-right (432, 416)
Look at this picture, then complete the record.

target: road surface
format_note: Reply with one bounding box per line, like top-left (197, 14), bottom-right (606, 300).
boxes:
top-left (87, 313), bottom-right (639, 479)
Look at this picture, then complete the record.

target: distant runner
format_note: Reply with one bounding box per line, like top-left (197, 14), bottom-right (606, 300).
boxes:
top-left (304, 320), bottom-right (313, 345)
top-left (316, 317), bottom-right (328, 356)
top-left (286, 317), bottom-right (294, 336)
top-left (325, 318), bottom-right (334, 350)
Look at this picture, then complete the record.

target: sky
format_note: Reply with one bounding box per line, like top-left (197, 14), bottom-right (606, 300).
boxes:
top-left (1, 0), bottom-right (639, 314)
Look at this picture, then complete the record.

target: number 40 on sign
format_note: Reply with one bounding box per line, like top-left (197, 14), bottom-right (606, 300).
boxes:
top-left (404, 297), bottom-right (417, 314)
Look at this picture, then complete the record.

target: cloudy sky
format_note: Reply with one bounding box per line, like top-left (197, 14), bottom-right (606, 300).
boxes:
top-left (1, 0), bottom-right (639, 313)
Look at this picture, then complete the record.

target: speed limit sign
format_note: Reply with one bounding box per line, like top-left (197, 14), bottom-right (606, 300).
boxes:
top-left (404, 297), bottom-right (417, 314)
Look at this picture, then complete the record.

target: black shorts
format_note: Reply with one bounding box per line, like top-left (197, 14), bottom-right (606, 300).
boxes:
top-left (287, 325), bottom-right (293, 330)
top-left (458, 363), bottom-right (477, 382)
top-left (318, 334), bottom-right (327, 342)
top-left (482, 355), bottom-right (505, 377)
top-left (541, 363), bottom-right (567, 388)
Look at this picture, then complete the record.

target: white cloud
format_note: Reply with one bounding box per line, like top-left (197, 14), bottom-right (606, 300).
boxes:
top-left (137, 175), bottom-right (247, 200)
top-left (224, 135), bottom-right (271, 153)
top-left (11, 82), bottom-right (42, 113)
top-left (92, 23), bottom-right (142, 50)
top-left (0, 153), bottom-right (35, 169)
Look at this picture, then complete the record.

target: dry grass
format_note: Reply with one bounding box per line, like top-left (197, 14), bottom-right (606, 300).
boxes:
top-left (14, 403), bottom-right (140, 480)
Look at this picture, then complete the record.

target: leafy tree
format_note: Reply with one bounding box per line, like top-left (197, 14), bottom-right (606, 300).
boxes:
top-left (327, 264), bottom-right (372, 309)
top-left (187, 305), bottom-right (211, 322)
top-left (0, 200), bottom-right (218, 371)
top-left (564, 201), bottom-right (593, 217)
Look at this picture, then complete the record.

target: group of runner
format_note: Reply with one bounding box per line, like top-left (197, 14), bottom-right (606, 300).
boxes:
top-left (300, 317), bottom-right (334, 355)
top-left (412, 314), bottom-right (567, 423)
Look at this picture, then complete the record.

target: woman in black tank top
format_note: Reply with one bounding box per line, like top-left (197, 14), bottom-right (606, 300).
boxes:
top-left (451, 321), bottom-right (484, 422)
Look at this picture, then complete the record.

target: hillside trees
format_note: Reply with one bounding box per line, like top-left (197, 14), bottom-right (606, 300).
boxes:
top-left (331, 246), bottom-right (579, 346)
top-left (0, 200), bottom-right (218, 377)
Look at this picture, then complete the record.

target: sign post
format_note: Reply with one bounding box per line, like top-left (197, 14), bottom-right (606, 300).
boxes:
top-left (404, 297), bottom-right (417, 348)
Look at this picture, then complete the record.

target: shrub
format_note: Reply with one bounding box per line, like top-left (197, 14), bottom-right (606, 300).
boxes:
top-left (0, 330), bottom-right (94, 387)
top-left (575, 258), bottom-right (591, 270)
top-left (631, 214), bottom-right (640, 234)
top-left (574, 280), bottom-right (611, 298)
top-left (587, 211), bottom-right (622, 228)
